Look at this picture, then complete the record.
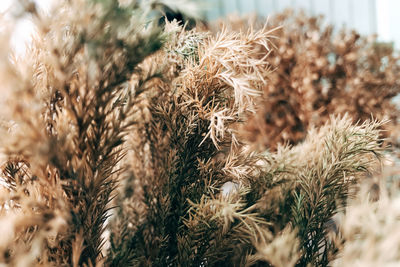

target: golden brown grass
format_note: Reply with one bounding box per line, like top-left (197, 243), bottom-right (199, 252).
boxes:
top-left (0, 2), bottom-right (395, 267)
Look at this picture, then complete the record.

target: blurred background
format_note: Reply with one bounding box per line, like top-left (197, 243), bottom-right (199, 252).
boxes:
top-left (0, 0), bottom-right (399, 52)
top-left (204, 0), bottom-right (398, 48)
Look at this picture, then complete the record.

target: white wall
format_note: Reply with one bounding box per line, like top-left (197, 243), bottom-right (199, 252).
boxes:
top-left (377, 0), bottom-right (400, 47)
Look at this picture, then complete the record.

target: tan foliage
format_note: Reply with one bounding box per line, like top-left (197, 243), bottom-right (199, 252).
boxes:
top-left (225, 11), bottom-right (400, 150)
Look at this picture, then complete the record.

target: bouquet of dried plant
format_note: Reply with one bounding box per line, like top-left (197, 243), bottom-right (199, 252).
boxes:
top-left (221, 10), bottom-right (400, 150)
top-left (330, 163), bottom-right (400, 267)
top-left (0, 1), bottom-right (387, 267)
